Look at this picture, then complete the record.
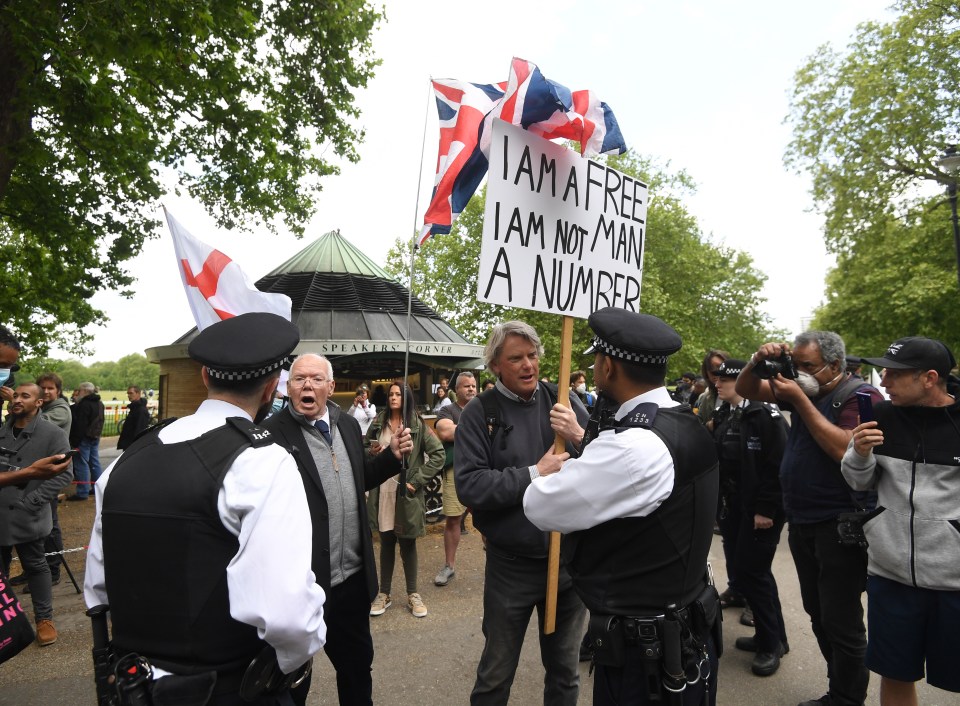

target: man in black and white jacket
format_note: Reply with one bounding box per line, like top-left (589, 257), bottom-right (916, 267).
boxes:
top-left (842, 336), bottom-right (960, 704)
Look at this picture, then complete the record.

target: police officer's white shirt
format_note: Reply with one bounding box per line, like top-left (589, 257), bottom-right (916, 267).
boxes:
top-left (84, 399), bottom-right (326, 675)
top-left (523, 387), bottom-right (678, 534)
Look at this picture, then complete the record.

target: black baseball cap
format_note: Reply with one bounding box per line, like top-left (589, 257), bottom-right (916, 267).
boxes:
top-left (861, 337), bottom-right (956, 377)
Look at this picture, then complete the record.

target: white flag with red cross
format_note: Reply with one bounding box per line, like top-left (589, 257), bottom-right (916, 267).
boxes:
top-left (164, 207), bottom-right (292, 331)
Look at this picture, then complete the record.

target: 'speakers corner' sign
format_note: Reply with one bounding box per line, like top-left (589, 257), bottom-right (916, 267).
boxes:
top-left (478, 120), bottom-right (647, 319)
top-left (303, 340), bottom-right (484, 358)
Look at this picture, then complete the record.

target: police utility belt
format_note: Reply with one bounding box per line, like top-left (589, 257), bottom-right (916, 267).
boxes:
top-left (88, 605), bottom-right (311, 706)
top-left (587, 584), bottom-right (721, 703)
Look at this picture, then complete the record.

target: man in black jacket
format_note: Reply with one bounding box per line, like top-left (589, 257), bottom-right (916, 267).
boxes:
top-left (264, 353), bottom-right (412, 706)
top-left (455, 321), bottom-right (589, 706)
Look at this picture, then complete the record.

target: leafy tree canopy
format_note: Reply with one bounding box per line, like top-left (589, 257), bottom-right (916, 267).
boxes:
top-left (812, 200), bottom-right (960, 358)
top-left (0, 0), bottom-right (382, 356)
top-left (786, 0), bottom-right (960, 252)
top-left (786, 0), bottom-right (960, 354)
top-left (385, 152), bottom-right (780, 382)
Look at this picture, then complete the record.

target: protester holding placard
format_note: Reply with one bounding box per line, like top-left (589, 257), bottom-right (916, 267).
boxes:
top-left (455, 321), bottom-right (589, 706)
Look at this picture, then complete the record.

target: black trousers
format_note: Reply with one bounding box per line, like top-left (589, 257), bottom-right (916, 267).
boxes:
top-left (717, 492), bottom-right (787, 652)
top-left (593, 633), bottom-right (719, 706)
top-left (291, 570), bottom-right (374, 706)
top-left (788, 520), bottom-right (869, 706)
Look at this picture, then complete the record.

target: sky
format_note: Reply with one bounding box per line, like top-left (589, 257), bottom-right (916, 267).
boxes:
top-left (65, 0), bottom-right (896, 363)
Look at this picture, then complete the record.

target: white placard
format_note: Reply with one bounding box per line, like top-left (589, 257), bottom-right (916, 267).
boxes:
top-left (478, 120), bottom-right (647, 319)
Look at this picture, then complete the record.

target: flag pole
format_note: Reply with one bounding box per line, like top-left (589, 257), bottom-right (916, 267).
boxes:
top-left (401, 79), bottom-right (434, 432)
top-left (544, 314), bottom-right (575, 634)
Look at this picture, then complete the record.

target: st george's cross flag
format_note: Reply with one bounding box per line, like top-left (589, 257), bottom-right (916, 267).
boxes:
top-left (419, 58), bottom-right (626, 245)
top-left (164, 207), bottom-right (292, 330)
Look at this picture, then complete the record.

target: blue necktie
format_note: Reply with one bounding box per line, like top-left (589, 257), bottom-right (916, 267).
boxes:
top-left (314, 419), bottom-right (332, 446)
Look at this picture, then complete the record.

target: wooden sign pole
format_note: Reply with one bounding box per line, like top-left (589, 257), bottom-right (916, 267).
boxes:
top-left (544, 314), bottom-right (575, 634)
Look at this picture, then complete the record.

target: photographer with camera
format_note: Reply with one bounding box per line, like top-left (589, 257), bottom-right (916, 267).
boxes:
top-left (841, 337), bottom-right (960, 705)
top-left (736, 331), bottom-right (882, 706)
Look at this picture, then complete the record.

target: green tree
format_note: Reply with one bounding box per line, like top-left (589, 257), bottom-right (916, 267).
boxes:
top-left (16, 352), bottom-right (159, 393)
top-left (385, 152), bottom-right (777, 381)
top-left (813, 203), bottom-right (960, 357)
top-left (0, 0), bottom-right (382, 356)
top-left (786, 0), bottom-right (960, 349)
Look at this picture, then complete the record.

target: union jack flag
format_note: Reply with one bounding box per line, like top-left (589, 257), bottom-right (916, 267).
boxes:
top-left (419, 78), bottom-right (506, 244)
top-left (485, 57), bottom-right (627, 159)
top-left (419, 58), bottom-right (627, 245)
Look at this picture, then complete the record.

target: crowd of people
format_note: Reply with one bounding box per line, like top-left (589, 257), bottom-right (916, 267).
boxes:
top-left (0, 325), bottom-right (154, 651)
top-left (1, 315), bottom-right (957, 706)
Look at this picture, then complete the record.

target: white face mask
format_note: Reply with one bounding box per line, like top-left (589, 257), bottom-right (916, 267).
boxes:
top-left (575, 383), bottom-right (587, 395)
top-left (795, 371), bottom-right (821, 398)
top-left (796, 365), bottom-right (843, 398)
top-left (0, 369), bottom-right (10, 387)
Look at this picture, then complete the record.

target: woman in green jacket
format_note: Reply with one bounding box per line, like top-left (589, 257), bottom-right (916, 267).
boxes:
top-left (365, 382), bottom-right (444, 618)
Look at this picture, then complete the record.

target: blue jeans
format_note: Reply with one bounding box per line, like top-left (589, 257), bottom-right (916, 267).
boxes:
top-left (73, 436), bottom-right (103, 498)
top-left (470, 543), bottom-right (585, 706)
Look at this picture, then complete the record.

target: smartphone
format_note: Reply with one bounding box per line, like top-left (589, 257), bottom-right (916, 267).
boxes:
top-left (59, 449), bottom-right (81, 462)
top-left (855, 391), bottom-right (874, 423)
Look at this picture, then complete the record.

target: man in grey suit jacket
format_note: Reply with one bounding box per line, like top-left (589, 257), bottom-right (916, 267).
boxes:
top-left (264, 353), bottom-right (411, 706)
top-left (0, 383), bottom-right (72, 646)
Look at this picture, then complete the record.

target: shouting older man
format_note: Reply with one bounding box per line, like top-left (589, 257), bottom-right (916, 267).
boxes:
top-left (264, 353), bottom-right (413, 706)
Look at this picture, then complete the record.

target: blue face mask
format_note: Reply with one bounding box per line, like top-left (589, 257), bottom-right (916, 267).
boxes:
top-left (0, 369), bottom-right (10, 387)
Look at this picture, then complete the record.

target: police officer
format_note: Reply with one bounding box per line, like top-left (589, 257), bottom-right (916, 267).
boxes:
top-left (711, 359), bottom-right (789, 677)
top-left (524, 307), bottom-right (720, 706)
top-left (84, 313), bottom-right (328, 706)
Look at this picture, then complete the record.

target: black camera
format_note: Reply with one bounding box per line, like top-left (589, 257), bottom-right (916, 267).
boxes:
top-left (751, 351), bottom-right (798, 380)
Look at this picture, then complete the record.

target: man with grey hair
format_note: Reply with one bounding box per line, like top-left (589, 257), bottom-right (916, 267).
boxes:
top-left (68, 381), bottom-right (104, 501)
top-left (737, 331), bottom-right (882, 706)
top-left (456, 321), bottom-right (589, 706)
top-left (264, 353), bottom-right (413, 706)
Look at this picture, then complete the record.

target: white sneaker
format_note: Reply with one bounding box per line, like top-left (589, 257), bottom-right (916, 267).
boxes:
top-left (407, 592), bottom-right (428, 618)
top-left (370, 592), bottom-right (391, 616)
top-left (434, 564), bottom-right (455, 586)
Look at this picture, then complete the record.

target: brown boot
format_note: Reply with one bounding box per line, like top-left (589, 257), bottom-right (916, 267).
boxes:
top-left (36, 619), bottom-right (58, 646)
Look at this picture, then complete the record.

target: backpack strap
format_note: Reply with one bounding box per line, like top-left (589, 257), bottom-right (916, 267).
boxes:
top-left (478, 388), bottom-right (502, 445)
top-left (825, 376), bottom-right (871, 424)
top-left (478, 381), bottom-right (559, 448)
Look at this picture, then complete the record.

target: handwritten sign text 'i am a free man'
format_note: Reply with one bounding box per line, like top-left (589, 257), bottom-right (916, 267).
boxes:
top-left (478, 120), bottom-right (647, 318)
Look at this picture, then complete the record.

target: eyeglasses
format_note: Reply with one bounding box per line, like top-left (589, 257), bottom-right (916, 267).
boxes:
top-left (289, 375), bottom-right (330, 388)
